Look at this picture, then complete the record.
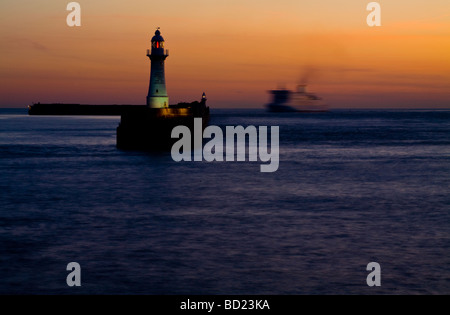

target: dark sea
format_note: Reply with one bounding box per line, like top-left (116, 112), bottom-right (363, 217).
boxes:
top-left (0, 108), bottom-right (449, 295)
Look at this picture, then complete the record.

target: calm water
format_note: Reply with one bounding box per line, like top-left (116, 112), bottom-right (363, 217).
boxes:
top-left (0, 108), bottom-right (449, 294)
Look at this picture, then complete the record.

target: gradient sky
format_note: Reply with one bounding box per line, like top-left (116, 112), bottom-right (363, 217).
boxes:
top-left (1, 0), bottom-right (449, 108)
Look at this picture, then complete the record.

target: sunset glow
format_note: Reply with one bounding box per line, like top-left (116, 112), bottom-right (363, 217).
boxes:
top-left (1, 0), bottom-right (449, 108)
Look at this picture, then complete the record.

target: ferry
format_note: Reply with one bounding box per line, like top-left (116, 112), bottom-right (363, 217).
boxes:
top-left (266, 85), bottom-right (328, 112)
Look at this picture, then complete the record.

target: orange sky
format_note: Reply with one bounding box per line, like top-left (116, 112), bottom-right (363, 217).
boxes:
top-left (1, 0), bottom-right (449, 108)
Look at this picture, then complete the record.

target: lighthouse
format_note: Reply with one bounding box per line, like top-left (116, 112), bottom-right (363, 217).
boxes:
top-left (146, 29), bottom-right (169, 108)
top-left (116, 29), bottom-right (209, 150)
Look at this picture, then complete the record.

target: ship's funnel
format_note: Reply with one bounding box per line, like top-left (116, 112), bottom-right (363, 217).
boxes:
top-left (297, 85), bottom-right (306, 93)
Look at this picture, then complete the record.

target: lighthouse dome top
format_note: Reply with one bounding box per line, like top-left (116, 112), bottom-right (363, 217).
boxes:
top-left (151, 29), bottom-right (164, 42)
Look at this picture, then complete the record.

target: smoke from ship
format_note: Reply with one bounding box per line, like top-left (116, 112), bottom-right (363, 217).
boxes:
top-left (298, 65), bottom-right (319, 85)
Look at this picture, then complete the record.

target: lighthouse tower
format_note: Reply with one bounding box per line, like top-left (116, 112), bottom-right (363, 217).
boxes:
top-left (146, 29), bottom-right (169, 108)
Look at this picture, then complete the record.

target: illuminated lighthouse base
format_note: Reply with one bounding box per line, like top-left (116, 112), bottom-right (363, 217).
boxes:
top-left (116, 97), bottom-right (209, 150)
top-left (147, 96), bottom-right (169, 109)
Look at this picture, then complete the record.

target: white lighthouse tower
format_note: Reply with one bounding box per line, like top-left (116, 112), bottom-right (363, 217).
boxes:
top-left (146, 28), bottom-right (169, 108)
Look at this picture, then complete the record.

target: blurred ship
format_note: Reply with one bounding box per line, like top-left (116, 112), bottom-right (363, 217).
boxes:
top-left (266, 84), bottom-right (328, 112)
